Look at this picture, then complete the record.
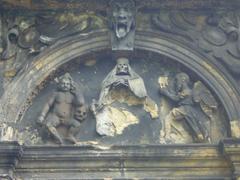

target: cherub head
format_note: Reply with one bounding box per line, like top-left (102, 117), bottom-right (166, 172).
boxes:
top-left (175, 72), bottom-right (190, 91)
top-left (55, 73), bottom-right (75, 92)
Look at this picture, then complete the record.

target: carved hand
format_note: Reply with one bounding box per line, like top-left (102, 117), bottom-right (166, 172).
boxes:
top-left (114, 79), bottom-right (128, 87)
top-left (158, 76), bottom-right (168, 88)
top-left (159, 86), bottom-right (168, 95)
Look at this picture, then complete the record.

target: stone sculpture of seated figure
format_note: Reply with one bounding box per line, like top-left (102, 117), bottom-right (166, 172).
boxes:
top-left (38, 73), bottom-right (87, 144)
top-left (91, 57), bottom-right (158, 136)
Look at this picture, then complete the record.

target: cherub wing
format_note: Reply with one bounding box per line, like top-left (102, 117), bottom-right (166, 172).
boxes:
top-left (193, 81), bottom-right (218, 118)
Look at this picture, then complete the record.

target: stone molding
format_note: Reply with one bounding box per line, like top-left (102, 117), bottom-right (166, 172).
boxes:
top-left (0, 141), bottom-right (238, 179)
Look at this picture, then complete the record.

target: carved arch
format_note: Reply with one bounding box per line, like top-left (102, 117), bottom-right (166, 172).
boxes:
top-left (0, 29), bottom-right (239, 136)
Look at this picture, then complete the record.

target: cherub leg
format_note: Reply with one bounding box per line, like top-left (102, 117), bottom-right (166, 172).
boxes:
top-left (45, 114), bottom-right (63, 144)
top-left (67, 120), bottom-right (81, 144)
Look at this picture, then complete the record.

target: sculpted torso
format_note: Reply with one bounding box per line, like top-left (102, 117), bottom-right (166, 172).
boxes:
top-left (53, 91), bottom-right (74, 121)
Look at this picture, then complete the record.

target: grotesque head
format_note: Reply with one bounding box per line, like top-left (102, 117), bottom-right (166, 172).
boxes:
top-left (56, 73), bottom-right (74, 92)
top-left (175, 72), bottom-right (190, 91)
top-left (116, 57), bottom-right (130, 75)
top-left (110, 0), bottom-right (135, 39)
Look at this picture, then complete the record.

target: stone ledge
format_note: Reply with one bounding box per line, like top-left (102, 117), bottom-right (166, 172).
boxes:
top-left (0, 141), bottom-right (23, 180)
top-left (1, 0), bottom-right (240, 11)
top-left (0, 141), bottom-right (239, 179)
top-left (17, 143), bottom-right (231, 179)
top-left (221, 139), bottom-right (240, 180)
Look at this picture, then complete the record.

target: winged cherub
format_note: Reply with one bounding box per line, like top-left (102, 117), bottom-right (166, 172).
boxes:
top-left (159, 72), bottom-right (217, 143)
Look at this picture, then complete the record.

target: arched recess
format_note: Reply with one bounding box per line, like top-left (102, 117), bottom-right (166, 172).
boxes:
top-left (0, 29), bottom-right (240, 136)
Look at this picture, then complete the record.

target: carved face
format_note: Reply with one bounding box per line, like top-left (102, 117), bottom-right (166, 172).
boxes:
top-left (175, 73), bottom-right (190, 91)
top-left (110, 0), bottom-right (135, 39)
top-left (58, 78), bottom-right (71, 92)
top-left (116, 58), bottom-right (130, 75)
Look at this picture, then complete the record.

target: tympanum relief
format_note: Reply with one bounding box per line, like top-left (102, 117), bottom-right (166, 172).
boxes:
top-left (18, 53), bottom-right (228, 145)
top-left (0, 4), bottom-right (234, 146)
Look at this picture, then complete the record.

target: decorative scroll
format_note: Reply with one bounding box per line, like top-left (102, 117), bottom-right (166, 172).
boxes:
top-left (151, 11), bottom-right (240, 75)
top-left (0, 12), bottom-right (106, 79)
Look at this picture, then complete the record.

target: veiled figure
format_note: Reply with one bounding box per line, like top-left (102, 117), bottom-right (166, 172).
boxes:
top-left (92, 57), bottom-right (158, 136)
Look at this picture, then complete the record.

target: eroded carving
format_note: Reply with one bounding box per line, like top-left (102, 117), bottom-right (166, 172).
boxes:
top-left (92, 57), bottom-right (158, 136)
top-left (159, 72), bottom-right (218, 143)
top-left (1, 12), bottom-right (105, 79)
top-left (151, 11), bottom-right (240, 75)
top-left (38, 73), bottom-right (87, 144)
top-left (198, 12), bottom-right (240, 75)
top-left (109, 0), bottom-right (136, 50)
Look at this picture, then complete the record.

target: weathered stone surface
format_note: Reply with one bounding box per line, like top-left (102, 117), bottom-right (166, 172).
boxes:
top-left (96, 106), bottom-right (139, 136)
top-left (0, 141), bottom-right (235, 179)
top-left (0, 0), bottom-right (240, 179)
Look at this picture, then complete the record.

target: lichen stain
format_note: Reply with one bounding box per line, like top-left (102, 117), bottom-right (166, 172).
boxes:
top-left (144, 97), bottom-right (159, 119)
top-left (230, 120), bottom-right (240, 138)
top-left (57, 12), bottom-right (106, 29)
top-left (3, 69), bottom-right (17, 78)
top-left (2, 0), bottom-right (32, 9)
top-left (107, 88), bottom-right (158, 119)
top-left (0, 123), bottom-right (14, 141)
top-left (107, 106), bottom-right (139, 135)
top-left (196, 16), bottom-right (206, 30)
top-left (34, 61), bottom-right (45, 70)
top-left (84, 59), bottom-right (97, 66)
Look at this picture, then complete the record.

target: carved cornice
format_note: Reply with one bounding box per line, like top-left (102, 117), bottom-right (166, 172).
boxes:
top-left (221, 139), bottom-right (240, 179)
top-left (15, 143), bottom-right (233, 179)
top-left (1, 0), bottom-right (240, 11)
top-left (0, 141), bottom-right (239, 179)
top-left (0, 142), bottom-right (23, 180)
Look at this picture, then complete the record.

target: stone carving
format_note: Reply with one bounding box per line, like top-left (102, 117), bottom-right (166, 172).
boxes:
top-left (151, 11), bottom-right (240, 75)
top-left (1, 12), bottom-right (105, 78)
top-left (198, 12), bottom-right (240, 75)
top-left (0, 123), bottom-right (14, 141)
top-left (91, 57), bottom-right (158, 136)
top-left (109, 0), bottom-right (136, 50)
top-left (159, 72), bottom-right (218, 143)
top-left (152, 11), bottom-right (198, 42)
top-left (38, 73), bottom-right (87, 144)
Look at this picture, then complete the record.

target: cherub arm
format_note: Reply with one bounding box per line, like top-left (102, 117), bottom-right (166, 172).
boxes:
top-left (159, 88), bottom-right (180, 101)
top-left (38, 93), bottom-right (56, 123)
